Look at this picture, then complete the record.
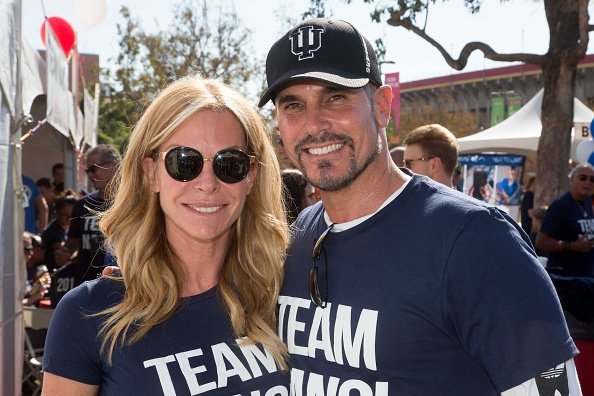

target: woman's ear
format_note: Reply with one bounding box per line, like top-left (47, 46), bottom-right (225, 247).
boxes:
top-left (142, 157), bottom-right (160, 193)
top-left (245, 160), bottom-right (259, 195)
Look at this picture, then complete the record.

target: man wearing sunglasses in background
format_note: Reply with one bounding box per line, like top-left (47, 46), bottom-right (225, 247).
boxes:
top-left (54, 144), bottom-right (120, 297)
top-left (402, 123), bottom-right (459, 187)
top-left (261, 18), bottom-right (582, 395)
top-left (537, 163), bottom-right (594, 277)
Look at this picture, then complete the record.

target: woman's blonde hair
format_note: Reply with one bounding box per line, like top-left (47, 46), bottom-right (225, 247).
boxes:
top-left (97, 76), bottom-right (289, 368)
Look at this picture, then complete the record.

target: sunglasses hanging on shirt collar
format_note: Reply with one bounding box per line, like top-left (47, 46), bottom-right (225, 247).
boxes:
top-left (310, 223), bottom-right (334, 308)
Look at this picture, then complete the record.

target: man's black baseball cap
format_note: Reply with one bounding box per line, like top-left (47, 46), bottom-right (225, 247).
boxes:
top-left (258, 18), bottom-right (382, 107)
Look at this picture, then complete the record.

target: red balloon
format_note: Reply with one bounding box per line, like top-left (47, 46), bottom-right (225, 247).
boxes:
top-left (40, 16), bottom-right (76, 57)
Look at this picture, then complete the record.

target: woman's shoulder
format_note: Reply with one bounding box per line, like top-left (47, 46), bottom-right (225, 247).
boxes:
top-left (57, 277), bottom-right (124, 313)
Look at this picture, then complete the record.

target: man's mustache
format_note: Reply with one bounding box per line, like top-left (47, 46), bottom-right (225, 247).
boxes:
top-left (295, 132), bottom-right (354, 155)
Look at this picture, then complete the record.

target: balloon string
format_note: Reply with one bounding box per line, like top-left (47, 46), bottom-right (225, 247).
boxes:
top-left (40, 0), bottom-right (47, 19)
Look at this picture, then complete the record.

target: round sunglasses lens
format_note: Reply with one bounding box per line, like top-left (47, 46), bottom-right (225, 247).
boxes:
top-left (213, 149), bottom-right (251, 183)
top-left (165, 147), bottom-right (203, 181)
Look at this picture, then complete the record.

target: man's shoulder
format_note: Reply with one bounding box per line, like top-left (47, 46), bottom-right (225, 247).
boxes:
top-left (77, 191), bottom-right (103, 205)
top-left (407, 175), bottom-right (491, 213)
top-left (398, 176), bottom-right (522, 238)
top-left (548, 192), bottom-right (573, 211)
top-left (72, 192), bottom-right (105, 213)
top-left (41, 220), bottom-right (61, 237)
top-left (294, 201), bottom-right (324, 226)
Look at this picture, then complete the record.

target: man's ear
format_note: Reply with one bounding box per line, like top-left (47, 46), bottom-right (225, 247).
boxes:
top-left (429, 157), bottom-right (443, 170)
top-left (429, 156), bottom-right (443, 176)
top-left (374, 85), bottom-right (392, 128)
top-left (142, 157), bottom-right (160, 193)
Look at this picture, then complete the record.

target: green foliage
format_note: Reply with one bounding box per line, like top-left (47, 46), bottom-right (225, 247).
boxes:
top-left (301, 0), bottom-right (331, 19)
top-left (360, 0), bottom-right (483, 23)
top-left (98, 0), bottom-right (263, 150)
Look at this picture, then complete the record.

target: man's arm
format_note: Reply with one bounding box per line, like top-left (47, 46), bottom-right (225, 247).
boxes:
top-left (34, 194), bottom-right (48, 233)
top-left (501, 359), bottom-right (582, 395)
top-left (445, 209), bottom-right (578, 391)
top-left (54, 237), bottom-right (80, 267)
top-left (536, 231), bottom-right (594, 253)
top-left (508, 183), bottom-right (522, 205)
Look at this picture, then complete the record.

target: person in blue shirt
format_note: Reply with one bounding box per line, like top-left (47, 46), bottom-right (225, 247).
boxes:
top-left (259, 18), bottom-right (581, 395)
top-left (22, 175), bottom-right (48, 234)
top-left (536, 163), bottom-right (594, 277)
top-left (496, 166), bottom-right (522, 205)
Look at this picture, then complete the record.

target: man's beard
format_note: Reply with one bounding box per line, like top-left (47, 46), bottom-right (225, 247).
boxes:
top-left (296, 131), bottom-right (381, 192)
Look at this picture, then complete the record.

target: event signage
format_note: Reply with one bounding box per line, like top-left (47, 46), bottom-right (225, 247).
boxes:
top-left (459, 153), bottom-right (526, 221)
top-left (507, 96), bottom-right (523, 117)
top-left (491, 97), bottom-right (505, 126)
top-left (459, 154), bottom-right (525, 167)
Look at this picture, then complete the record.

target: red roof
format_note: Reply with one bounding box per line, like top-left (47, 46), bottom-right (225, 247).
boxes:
top-left (400, 54), bottom-right (594, 92)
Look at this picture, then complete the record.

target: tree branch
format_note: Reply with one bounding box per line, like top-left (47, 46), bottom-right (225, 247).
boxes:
top-left (387, 13), bottom-right (545, 70)
top-left (578, 0), bottom-right (590, 54)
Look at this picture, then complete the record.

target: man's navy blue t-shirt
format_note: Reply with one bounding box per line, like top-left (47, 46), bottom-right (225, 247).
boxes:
top-left (279, 174), bottom-right (576, 395)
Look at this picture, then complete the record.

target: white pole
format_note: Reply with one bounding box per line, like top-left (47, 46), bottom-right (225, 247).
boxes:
top-left (0, 0), bottom-right (25, 394)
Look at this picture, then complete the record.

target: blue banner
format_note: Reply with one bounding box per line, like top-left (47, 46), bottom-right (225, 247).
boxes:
top-left (459, 153), bottom-right (525, 167)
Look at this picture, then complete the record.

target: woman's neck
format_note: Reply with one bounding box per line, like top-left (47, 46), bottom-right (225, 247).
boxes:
top-left (169, 235), bottom-right (229, 297)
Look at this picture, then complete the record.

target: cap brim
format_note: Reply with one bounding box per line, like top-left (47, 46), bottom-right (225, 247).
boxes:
top-left (258, 70), bottom-right (370, 108)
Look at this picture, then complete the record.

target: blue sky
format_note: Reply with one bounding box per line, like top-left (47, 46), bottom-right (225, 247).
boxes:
top-left (21, 0), bottom-right (592, 83)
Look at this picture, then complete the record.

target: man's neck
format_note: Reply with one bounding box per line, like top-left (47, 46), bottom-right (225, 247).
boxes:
top-left (434, 171), bottom-right (453, 188)
top-left (321, 164), bottom-right (409, 224)
top-left (570, 190), bottom-right (586, 202)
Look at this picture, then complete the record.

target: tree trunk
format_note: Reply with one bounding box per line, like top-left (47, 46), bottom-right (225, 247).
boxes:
top-left (537, 63), bottom-right (576, 206)
top-left (535, 0), bottom-right (586, 207)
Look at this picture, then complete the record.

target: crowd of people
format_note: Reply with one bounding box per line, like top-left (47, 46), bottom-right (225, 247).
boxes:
top-left (16, 16), bottom-right (592, 396)
top-left (21, 145), bottom-right (121, 312)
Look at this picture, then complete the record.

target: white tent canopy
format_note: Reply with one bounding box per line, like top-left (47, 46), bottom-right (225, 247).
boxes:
top-left (0, 0), bottom-right (99, 392)
top-left (458, 89), bottom-right (594, 157)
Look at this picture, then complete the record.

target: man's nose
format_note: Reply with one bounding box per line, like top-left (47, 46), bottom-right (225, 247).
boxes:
top-left (303, 105), bottom-right (332, 136)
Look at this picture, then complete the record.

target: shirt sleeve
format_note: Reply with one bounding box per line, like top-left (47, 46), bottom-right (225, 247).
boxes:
top-left (41, 224), bottom-right (60, 246)
top-left (42, 283), bottom-right (104, 385)
top-left (539, 200), bottom-right (565, 239)
top-left (500, 359), bottom-right (582, 395)
top-left (442, 208), bottom-right (578, 393)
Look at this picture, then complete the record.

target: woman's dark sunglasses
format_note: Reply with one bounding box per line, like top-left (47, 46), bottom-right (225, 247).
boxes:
top-left (310, 223), bottom-right (334, 308)
top-left (152, 146), bottom-right (255, 184)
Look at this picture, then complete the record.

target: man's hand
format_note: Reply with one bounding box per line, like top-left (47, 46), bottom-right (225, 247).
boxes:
top-left (570, 234), bottom-right (594, 252)
top-left (54, 243), bottom-right (74, 266)
top-left (102, 266), bottom-right (121, 277)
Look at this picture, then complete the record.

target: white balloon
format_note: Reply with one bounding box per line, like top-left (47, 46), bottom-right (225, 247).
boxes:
top-left (576, 139), bottom-right (594, 163)
top-left (74, 0), bottom-right (108, 29)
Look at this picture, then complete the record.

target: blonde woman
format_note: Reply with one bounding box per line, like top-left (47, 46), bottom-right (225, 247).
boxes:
top-left (42, 77), bottom-right (289, 395)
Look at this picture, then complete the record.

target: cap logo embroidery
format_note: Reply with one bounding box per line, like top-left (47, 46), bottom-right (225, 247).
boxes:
top-left (290, 26), bottom-right (324, 61)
